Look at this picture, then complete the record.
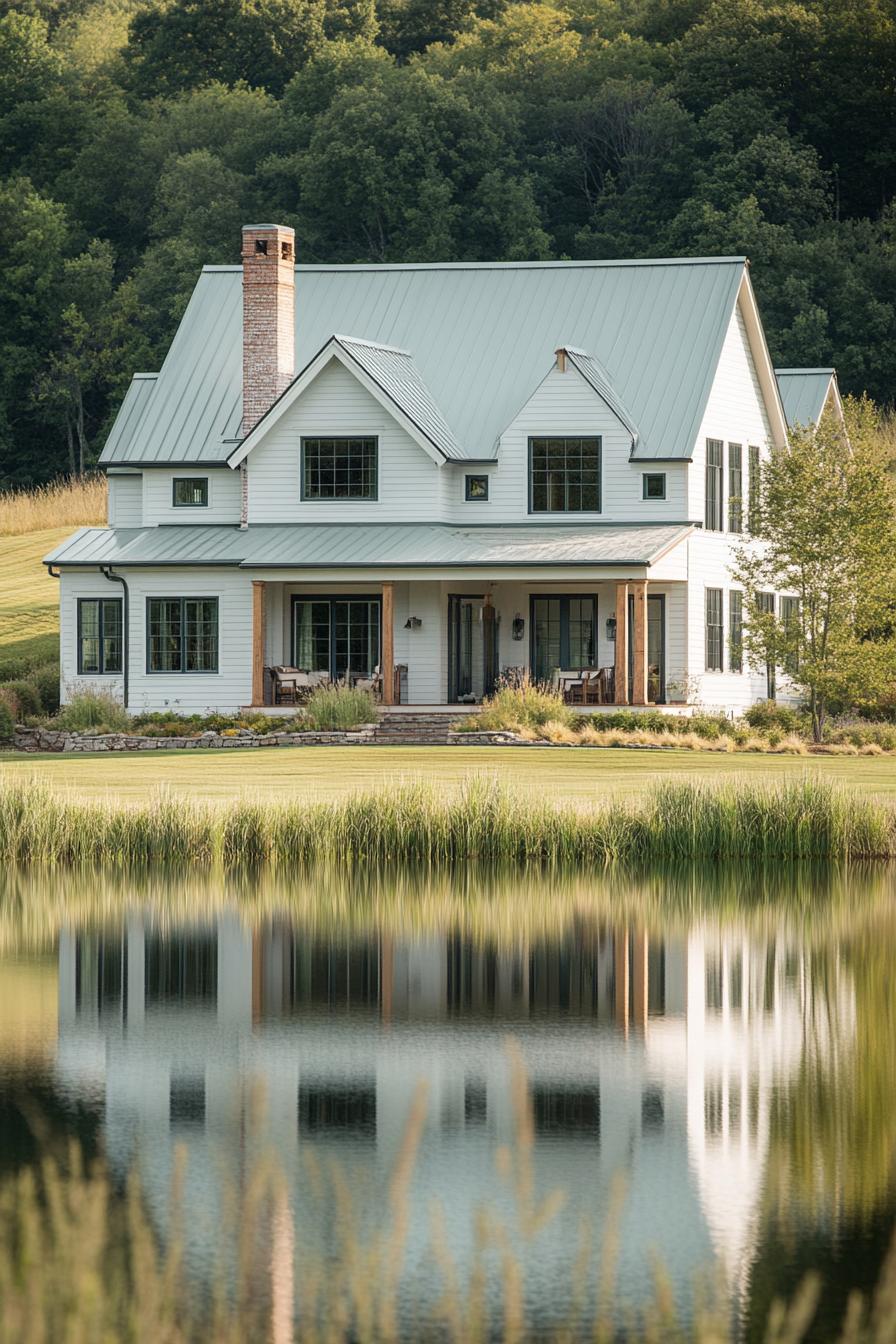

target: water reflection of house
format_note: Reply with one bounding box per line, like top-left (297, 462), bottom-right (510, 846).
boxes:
top-left (53, 918), bottom-right (852, 1327)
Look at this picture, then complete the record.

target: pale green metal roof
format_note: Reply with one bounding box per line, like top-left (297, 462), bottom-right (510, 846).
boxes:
top-left (45, 522), bottom-right (692, 570)
top-left (775, 368), bottom-right (835, 428)
top-left (335, 336), bottom-right (466, 460)
top-left (99, 257), bottom-right (746, 467)
top-left (565, 347), bottom-right (641, 450)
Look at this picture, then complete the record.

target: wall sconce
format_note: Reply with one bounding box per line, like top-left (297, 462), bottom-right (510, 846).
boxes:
top-left (606, 617), bottom-right (617, 642)
top-left (511, 614), bottom-right (525, 641)
top-left (404, 616), bottom-right (422, 629)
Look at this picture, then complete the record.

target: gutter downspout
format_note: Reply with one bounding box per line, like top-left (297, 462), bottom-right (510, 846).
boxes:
top-left (101, 566), bottom-right (129, 708)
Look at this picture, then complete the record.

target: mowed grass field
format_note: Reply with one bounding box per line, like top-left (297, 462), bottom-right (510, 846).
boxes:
top-left (0, 526), bottom-right (71, 673)
top-left (2, 744), bottom-right (896, 805)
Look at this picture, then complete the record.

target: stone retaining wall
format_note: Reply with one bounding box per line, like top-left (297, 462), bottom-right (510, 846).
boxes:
top-left (10, 726), bottom-right (523, 752)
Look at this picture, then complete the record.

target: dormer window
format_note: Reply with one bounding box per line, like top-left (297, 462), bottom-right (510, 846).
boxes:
top-left (529, 437), bottom-right (601, 513)
top-left (173, 477), bottom-right (208, 507)
top-left (302, 437), bottom-right (378, 501)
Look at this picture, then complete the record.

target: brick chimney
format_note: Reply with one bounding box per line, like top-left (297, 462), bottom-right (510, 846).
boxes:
top-left (241, 223), bottom-right (295, 436)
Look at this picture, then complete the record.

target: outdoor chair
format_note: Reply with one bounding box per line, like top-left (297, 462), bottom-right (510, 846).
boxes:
top-left (271, 666), bottom-right (301, 705)
top-left (353, 665), bottom-right (382, 698)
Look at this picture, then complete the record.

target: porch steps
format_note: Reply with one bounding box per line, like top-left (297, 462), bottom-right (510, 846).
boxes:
top-left (371, 711), bottom-right (465, 745)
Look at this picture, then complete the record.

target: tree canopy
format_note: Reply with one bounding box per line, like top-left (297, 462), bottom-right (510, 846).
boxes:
top-left (0, 0), bottom-right (894, 485)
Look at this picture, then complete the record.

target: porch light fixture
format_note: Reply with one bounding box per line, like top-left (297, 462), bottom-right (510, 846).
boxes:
top-left (404, 616), bottom-right (422, 629)
top-left (606, 617), bottom-right (617, 641)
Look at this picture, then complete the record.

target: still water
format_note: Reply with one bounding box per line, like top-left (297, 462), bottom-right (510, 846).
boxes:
top-left (1, 863), bottom-right (894, 1340)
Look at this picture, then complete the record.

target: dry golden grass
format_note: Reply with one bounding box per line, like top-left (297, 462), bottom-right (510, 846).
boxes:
top-left (0, 475), bottom-right (106, 535)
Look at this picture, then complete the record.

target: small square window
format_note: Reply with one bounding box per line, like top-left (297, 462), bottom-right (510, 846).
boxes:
top-left (465, 474), bottom-right (489, 501)
top-left (643, 473), bottom-right (666, 500)
top-left (173, 477), bottom-right (208, 507)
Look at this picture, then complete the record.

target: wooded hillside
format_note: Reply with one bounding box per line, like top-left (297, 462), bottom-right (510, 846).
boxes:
top-left (1, 0), bottom-right (894, 486)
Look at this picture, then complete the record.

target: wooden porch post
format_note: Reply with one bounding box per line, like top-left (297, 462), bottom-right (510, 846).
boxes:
top-left (381, 581), bottom-right (395, 705)
top-left (251, 580), bottom-right (266, 707)
top-left (631, 579), bottom-right (649, 706)
top-left (633, 928), bottom-right (648, 1030)
top-left (615, 926), bottom-right (629, 1037)
top-left (614, 582), bottom-right (629, 704)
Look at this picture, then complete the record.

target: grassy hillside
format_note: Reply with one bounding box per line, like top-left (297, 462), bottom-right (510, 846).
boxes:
top-left (0, 528), bottom-right (73, 677)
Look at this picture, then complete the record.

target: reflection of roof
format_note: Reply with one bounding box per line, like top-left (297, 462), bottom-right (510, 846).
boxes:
top-left (775, 368), bottom-right (836, 427)
top-left (98, 257), bottom-right (747, 466)
top-left (44, 522), bottom-right (693, 570)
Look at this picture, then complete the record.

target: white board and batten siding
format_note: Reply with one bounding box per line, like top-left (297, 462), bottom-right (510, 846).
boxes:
top-left (246, 358), bottom-right (445, 524)
top-left (60, 568), bottom-right (253, 714)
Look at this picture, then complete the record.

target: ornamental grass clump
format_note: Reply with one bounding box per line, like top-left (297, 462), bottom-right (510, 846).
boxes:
top-left (302, 684), bottom-right (377, 730)
top-left (461, 681), bottom-right (576, 735)
top-left (54, 691), bottom-right (131, 735)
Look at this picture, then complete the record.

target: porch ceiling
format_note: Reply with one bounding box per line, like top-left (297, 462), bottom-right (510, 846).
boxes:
top-left (45, 521), bottom-right (693, 571)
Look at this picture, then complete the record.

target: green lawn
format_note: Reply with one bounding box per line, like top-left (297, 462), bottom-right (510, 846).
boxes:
top-left (0, 527), bottom-right (70, 674)
top-left (2, 744), bottom-right (895, 805)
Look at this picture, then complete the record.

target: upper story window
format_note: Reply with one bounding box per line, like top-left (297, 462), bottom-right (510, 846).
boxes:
top-left (748, 444), bottom-right (761, 531)
top-left (78, 597), bottom-right (122, 674)
top-left (705, 439), bottom-right (723, 531)
top-left (173, 477), bottom-right (208, 507)
top-left (530, 437), bottom-right (601, 514)
top-left (465, 474), bottom-right (489, 501)
top-left (642, 473), bottom-right (666, 501)
top-left (302, 437), bottom-right (377, 501)
top-left (728, 443), bottom-right (743, 533)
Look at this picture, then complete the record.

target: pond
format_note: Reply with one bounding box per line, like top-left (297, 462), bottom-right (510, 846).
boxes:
top-left (1, 862), bottom-right (894, 1341)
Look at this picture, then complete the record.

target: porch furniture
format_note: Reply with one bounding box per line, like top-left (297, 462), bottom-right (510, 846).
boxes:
top-left (271, 666), bottom-right (301, 705)
top-left (353, 665), bottom-right (382, 697)
top-left (581, 667), bottom-right (615, 705)
top-left (553, 668), bottom-right (585, 703)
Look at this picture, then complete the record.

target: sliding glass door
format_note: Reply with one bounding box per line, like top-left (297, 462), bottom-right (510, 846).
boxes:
top-left (530, 596), bottom-right (597, 682)
top-left (292, 597), bottom-right (380, 681)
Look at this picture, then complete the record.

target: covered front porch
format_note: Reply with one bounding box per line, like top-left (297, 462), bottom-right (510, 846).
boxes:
top-left (246, 576), bottom-right (686, 709)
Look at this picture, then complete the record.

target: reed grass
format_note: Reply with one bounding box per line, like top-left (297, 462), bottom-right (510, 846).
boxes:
top-left (0, 776), bottom-right (893, 867)
top-left (0, 474), bottom-right (106, 534)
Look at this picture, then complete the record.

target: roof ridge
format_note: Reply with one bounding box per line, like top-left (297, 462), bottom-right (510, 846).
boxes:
top-left (335, 333), bottom-right (412, 356)
top-left (201, 256), bottom-right (747, 275)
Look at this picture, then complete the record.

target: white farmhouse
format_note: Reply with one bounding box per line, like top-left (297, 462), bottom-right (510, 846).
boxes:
top-left (45, 225), bottom-right (841, 715)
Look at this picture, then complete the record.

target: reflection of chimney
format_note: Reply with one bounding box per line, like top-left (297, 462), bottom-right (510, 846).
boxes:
top-left (241, 224), bottom-right (295, 436)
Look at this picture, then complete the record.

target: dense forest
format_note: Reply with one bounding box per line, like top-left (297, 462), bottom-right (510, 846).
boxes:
top-left (0, 0), bottom-right (894, 487)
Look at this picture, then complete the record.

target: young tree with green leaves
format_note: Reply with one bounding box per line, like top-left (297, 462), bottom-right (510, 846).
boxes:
top-left (732, 398), bottom-right (896, 742)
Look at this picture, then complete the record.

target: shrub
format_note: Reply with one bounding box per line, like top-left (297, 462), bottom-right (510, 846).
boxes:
top-left (688, 712), bottom-right (732, 741)
top-left (463, 681), bottom-right (576, 734)
top-left (825, 718), bottom-right (896, 751)
top-left (588, 710), bottom-right (674, 734)
top-left (29, 664), bottom-right (61, 715)
top-left (302, 685), bottom-right (377, 730)
top-left (743, 701), bottom-right (803, 735)
top-left (0, 700), bottom-right (13, 743)
top-left (1, 679), bottom-right (42, 719)
top-left (55, 692), bottom-right (131, 734)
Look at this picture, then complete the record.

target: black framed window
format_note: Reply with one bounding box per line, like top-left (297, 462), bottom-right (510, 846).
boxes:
top-left (172, 477), bottom-right (208, 507)
top-left (705, 439), bottom-right (723, 530)
top-left (530, 595), bottom-right (597, 680)
top-left (530, 437), bottom-right (600, 513)
top-left (748, 445), bottom-right (761, 531)
top-left (780, 595), bottom-right (800, 675)
top-left (147, 598), bottom-right (218, 673)
top-left (642, 472), bottom-right (666, 500)
top-left (729, 590), bottom-right (743, 672)
top-left (705, 588), bottom-right (723, 671)
top-left (78, 598), bottom-right (123, 675)
top-left (465, 474), bottom-right (489, 501)
top-left (728, 443), bottom-right (742, 533)
top-left (757, 591), bottom-right (776, 697)
top-left (302, 437), bottom-right (377, 501)
top-left (292, 597), bottom-right (380, 681)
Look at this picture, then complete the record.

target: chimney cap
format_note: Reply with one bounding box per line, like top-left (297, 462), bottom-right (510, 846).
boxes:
top-left (242, 223), bottom-right (295, 234)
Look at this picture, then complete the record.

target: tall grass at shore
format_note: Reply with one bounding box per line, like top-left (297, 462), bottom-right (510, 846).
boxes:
top-left (0, 776), bottom-right (893, 867)
top-left (0, 474), bottom-right (106, 534)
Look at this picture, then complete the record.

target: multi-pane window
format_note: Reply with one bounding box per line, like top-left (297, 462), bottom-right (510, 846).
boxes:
top-left (302, 437), bottom-right (378, 501)
top-left (748, 445), bottom-right (761, 531)
top-left (728, 443), bottom-right (743, 532)
top-left (78, 598), bottom-right (122, 674)
top-left (530, 437), bottom-right (601, 513)
top-left (705, 587), bottom-right (723, 671)
top-left (293, 598), bottom-right (380, 680)
top-left (465, 474), bottom-right (489, 501)
top-left (780, 595), bottom-right (800, 676)
top-left (642, 473), bottom-right (666, 500)
top-left (757, 591), bottom-right (776, 697)
top-left (172, 477), bottom-right (208, 507)
top-left (531, 595), bottom-right (597, 680)
top-left (705, 439), bottom-right (723, 530)
top-left (147, 598), bottom-right (218, 673)
top-left (729, 590), bottom-right (743, 672)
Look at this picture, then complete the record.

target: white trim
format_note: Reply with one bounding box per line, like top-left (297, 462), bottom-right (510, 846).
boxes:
top-left (736, 271), bottom-right (789, 449)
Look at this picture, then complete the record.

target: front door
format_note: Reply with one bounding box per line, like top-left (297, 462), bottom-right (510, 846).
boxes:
top-left (448, 596), bottom-right (498, 702)
top-left (627, 594), bottom-right (665, 703)
top-left (292, 597), bottom-right (380, 681)
top-left (530, 595), bottom-right (597, 683)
